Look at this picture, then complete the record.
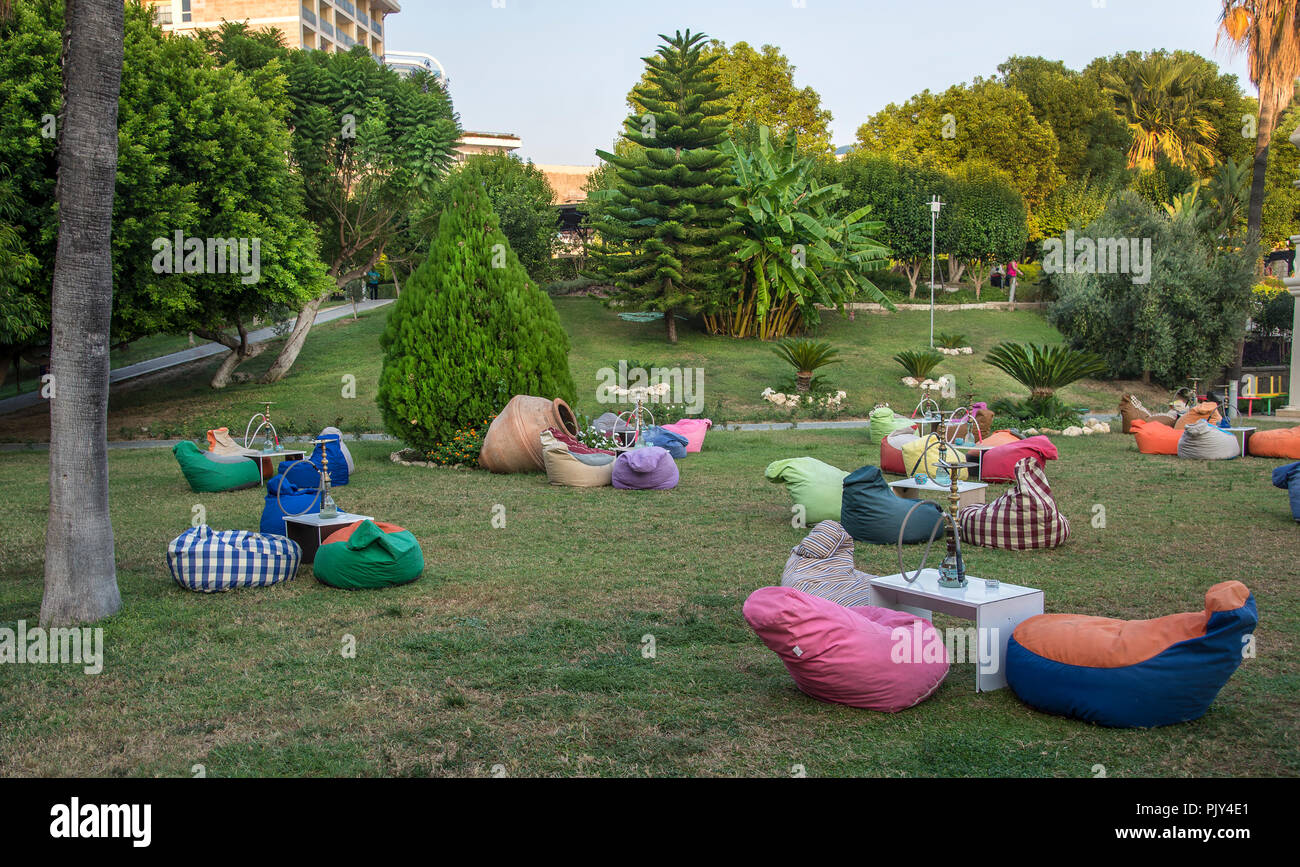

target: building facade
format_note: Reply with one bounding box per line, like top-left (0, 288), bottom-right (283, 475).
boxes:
top-left (145, 0), bottom-right (399, 57)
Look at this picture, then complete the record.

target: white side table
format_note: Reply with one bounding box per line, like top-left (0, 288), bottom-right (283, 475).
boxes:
top-left (959, 442), bottom-right (997, 481)
top-left (870, 570), bottom-right (1045, 692)
top-left (246, 450), bottom-right (306, 482)
top-left (889, 477), bottom-right (988, 508)
top-left (1226, 427), bottom-right (1256, 458)
top-left (283, 512), bottom-right (374, 564)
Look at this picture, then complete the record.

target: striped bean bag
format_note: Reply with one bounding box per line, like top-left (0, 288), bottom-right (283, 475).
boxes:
top-left (166, 526), bottom-right (302, 593)
top-left (957, 457), bottom-right (1069, 550)
top-left (780, 520), bottom-right (876, 607)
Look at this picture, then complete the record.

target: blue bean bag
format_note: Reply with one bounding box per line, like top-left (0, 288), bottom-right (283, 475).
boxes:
top-left (841, 465), bottom-right (944, 545)
top-left (1006, 581), bottom-right (1257, 728)
top-left (167, 526), bottom-right (302, 593)
top-left (308, 432), bottom-right (350, 486)
top-left (1273, 461), bottom-right (1300, 521)
top-left (642, 425), bottom-right (689, 459)
top-left (260, 472), bottom-right (321, 536)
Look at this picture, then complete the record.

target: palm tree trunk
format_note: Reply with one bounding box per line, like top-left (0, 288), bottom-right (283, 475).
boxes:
top-left (42, 0), bottom-right (124, 627)
top-left (1235, 90), bottom-right (1282, 387)
top-left (664, 307), bottom-right (678, 344)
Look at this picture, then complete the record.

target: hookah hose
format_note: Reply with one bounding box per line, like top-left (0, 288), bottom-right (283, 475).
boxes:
top-left (896, 501), bottom-right (947, 584)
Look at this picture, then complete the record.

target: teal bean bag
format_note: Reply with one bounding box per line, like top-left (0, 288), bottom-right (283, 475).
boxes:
top-left (765, 457), bottom-right (849, 525)
top-left (313, 520), bottom-right (425, 590)
top-left (841, 465), bottom-right (945, 545)
top-left (173, 441), bottom-right (261, 494)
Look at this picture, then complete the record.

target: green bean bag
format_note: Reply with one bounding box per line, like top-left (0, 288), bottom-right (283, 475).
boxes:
top-left (869, 406), bottom-right (912, 443)
top-left (173, 441), bottom-right (261, 493)
top-left (313, 520), bottom-right (425, 590)
top-left (765, 457), bottom-right (849, 525)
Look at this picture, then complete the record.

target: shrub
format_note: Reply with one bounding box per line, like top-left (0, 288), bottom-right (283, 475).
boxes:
top-left (773, 339), bottom-right (841, 393)
top-left (425, 418), bottom-right (494, 467)
top-left (935, 331), bottom-right (968, 349)
top-left (377, 173), bottom-right (577, 452)
top-left (894, 348), bottom-right (944, 379)
top-left (984, 342), bottom-right (1106, 398)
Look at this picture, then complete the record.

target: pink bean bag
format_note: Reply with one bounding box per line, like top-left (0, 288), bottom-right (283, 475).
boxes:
top-left (980, 435), bottom-right (1058, 483)
top-left (743, 586), bottom-right (949, 712)
top-left (660, 418), bottom-right (712, 453)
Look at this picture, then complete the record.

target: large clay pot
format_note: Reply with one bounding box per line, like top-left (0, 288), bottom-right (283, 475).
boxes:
top-left (480, 396), bottom-right (579, 473)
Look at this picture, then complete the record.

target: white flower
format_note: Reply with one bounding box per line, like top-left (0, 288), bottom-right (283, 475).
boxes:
top-left (962, 347), bottom-right (974, 355)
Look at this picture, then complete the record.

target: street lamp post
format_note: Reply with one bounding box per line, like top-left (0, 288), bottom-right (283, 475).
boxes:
top-left (929, 195), bottom-right (944, 349)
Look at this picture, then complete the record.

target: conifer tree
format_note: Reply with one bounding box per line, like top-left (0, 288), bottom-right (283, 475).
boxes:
top-left (377, 173), bottom-right (576, 452)
top-left (588, 30), bottom-right (738, 344)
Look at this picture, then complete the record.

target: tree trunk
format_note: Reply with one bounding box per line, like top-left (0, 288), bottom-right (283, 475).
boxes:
top-left (664, 307), bottom-right (678, 344)
top-left (945, 254), bottom-right (965, 286)
top-left (261, 293), bottom-right (327, 383)
top-left (1236, 94), bottom-right (1281, 387)
top-left (904, 261), bottom-right (922, 298)
top-left (796, 372), bottom-right (811, 393)
top-left (41, 0), bottom-right (124, 627)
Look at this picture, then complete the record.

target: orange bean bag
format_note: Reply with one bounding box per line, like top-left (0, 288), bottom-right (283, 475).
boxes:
top-left (980, 430), bottom-right (1022, 449)
top-left (1248, 425), bottom-right (1300, 460)
top-left (1131, 419), bottom-right (1183, 455)
top-left (1174, 401), bottom-right (1223, 430)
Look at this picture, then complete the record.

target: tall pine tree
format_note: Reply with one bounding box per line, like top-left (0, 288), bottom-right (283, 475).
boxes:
top-left (377, 173), bottom-right (576, 452)
top-left (588, 30), bottom-right (738, 344)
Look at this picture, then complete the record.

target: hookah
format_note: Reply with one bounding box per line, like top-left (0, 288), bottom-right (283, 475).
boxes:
top-left (896, 439), bottom-right (983, 590)
top-left (615, 391), bottom-right (656, 450)
top-left (245, 401), bottom-right (280, 453)
top-left (312, 437), bottom-right (340, 519)
top-left (911, 389), bottom-right (944, 438)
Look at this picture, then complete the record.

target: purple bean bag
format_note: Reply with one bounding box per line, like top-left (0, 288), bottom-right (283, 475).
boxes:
top-left (612, 446), bottom-right (679, 490)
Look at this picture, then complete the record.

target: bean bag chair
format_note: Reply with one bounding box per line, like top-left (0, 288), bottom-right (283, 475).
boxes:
top-left (1117, 394), bottom-right (1152, 434)
top-left (592, 412), bottom-right (631, 438)
top-left (1272, 461), bottom-right (1300, 521)
top-left (900, 435), bottom-right (969, 481)
top-left (173, 441), bottom-right (261, 494)
top-left (206, 427), bottom-right (260, 457)
top-left (958, 458), bottom-right (1069, 550)
top-left (869, 406), bottom-right (912, 443)
top-left (1146, 412), bottom-right (1177, 427)
top-left (308, 432), bottom-right (350, 486)
top-left (980, 435), bottom-right (1057, 483)
top-left (972, 403), bottom-right (995, 439)
top-left (880, 429), bottom-right (918, 475)
top-left (1006, 581), bottom-right (1257, 728)
top-left (166, 525), bottom-right (301, 593)
top-left (260, 471), bottom-right (320, 536)
top-left (1248, 424), bottom-right (1300, 460)
top-left (841, 465), bottom-right (945, 545)
top-left (545, 427), bottom-right (616, 457)
top-left (641, 425), bottom-right (689, 459)
top-left (781, 520), bottom-right (876, 606)
top-left (320, 426), bottom-right (356, 475)
top-left (1131, 419), bottom-right (1182, 456)
top-left (1174, 401), bottom-right (1223, 430)
top-left (539, 430), bottom-right (614, 487)
top-left (660, 418), bottom-right (712, 453)
top-left (980, 430), bottom-right (1022, 449)
top-left (765, 458), bottom-right (849, 525)
top-left (1177, 421), bottom-right (1240, 461)
top-left (612, 446), bottom-right (679, 491)
top-left (313, 520), bottom-right (425, 590)
top-left (743, 586), bottom-right (948, 712)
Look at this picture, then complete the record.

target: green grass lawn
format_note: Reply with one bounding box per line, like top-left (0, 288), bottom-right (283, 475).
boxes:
top-left (0, 430), bottom-right (1295, 777)
top-left (0, 299), bottom-right (1181, 443)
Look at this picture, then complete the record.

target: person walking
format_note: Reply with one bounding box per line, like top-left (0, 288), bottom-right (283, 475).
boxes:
top-left (366, 269), bottom-right (381, 301)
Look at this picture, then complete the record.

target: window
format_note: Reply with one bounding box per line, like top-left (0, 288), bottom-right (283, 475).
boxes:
top-left (181, 0), bottom-right (192, 24)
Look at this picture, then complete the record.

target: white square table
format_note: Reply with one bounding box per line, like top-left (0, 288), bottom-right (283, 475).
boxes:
top-left (870, 569), bottom-right (1045, 692)
top-left (1225, 427), bottom-right (1256, 458)
top-left (283, 512), bottom-right (373, 564)
top-left (889, 477), bottom-right (988, 509)
top-left (957, 442), bottom-right (997, 481)
top-left (245, 450), bottom-right (306, 482)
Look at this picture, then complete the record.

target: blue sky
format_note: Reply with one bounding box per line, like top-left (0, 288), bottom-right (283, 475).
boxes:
top-left (392, 0), bottom-right (1252, 165)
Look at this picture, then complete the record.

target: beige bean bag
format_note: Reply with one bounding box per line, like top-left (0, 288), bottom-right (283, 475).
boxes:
top-left (780, 520), bottom-right (876, 607)
top-left (540, 430), bottom-right (614, 487)
top-left (1177, 421), bottom-right (1240, 461)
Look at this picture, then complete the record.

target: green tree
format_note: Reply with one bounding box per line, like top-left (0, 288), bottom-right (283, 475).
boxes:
top-left (947, 163), bottom-right (1029, 299)
top-left (429, 153), bottom-right (559, 279)
top-left (1047, 191), bottom-right (1255, 386)
top-left (588, 30), bottom-right (738, 344)
top-left (377, 172), bottom-right (576, 452)
top-left (855, 78), bottom-right (1064, 229)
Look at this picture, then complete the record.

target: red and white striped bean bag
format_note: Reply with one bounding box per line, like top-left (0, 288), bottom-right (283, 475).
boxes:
top-left (957, 457), bottom-right (1070, 550)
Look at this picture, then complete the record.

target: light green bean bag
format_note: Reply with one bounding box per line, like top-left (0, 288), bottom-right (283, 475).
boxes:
top-left (173, 441), bottom-right (261, 493)
top-left (869, 406), bottom-right (913, 443)
top-left (765, 458), bottom-right (849, 525)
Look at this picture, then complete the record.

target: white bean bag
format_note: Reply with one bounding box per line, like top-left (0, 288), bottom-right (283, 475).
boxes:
top-left (166, 526), bottom-right (302, 593)
top-left (540, 430), bottom-right (615, 487)
top-left (320, 426), bottom-right (356, 475)
top-left (1177, 421), bottom-right (1240, 461)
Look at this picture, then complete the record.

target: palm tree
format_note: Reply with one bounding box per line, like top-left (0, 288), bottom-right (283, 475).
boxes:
top-left (1219, 2), bottom-right (1300, 243)
top-left (774, 339), bottom-right (841, 393)
top-left (1204, 158), bottom-right (1251, 239)
top-left (41, 0), bottom-right (124, 626)
top-left (1100, 53), bottom-right (1222, 172)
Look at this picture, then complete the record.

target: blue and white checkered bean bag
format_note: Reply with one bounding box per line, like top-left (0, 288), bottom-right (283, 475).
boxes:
top-left (167, 526), bottom-right (302, 593)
